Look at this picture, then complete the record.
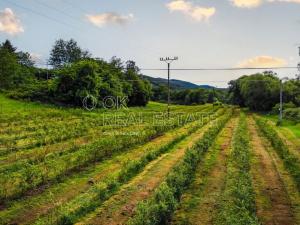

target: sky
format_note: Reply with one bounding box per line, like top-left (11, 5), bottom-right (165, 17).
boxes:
top-left (0, 0), bottom-right (300, 87)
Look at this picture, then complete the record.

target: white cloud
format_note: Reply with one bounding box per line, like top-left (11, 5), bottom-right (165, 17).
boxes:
top-left (237, 56), bottom-right (287, 68)
top-left (268, 0), bottom-right (300, 3)
top-left (231, 0), bottom-right (300, 8)
top-left (0, 8), bottom-right (24, 35)
top-left (166, 0), bottom-right (216, 22)
top-left (230, 0), bottom-right (263, 8)
top-left (86, 12), bottom-right (134, 28)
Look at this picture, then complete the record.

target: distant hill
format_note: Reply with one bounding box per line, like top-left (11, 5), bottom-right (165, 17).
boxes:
top-left (142, 75), bottom-right (215, 90)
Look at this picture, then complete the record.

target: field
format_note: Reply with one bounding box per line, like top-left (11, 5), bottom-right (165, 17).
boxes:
top-left (0, 95), bottom-right (300, 225)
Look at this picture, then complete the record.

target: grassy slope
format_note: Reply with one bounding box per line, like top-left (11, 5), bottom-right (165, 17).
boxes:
top-left (261, 114), bottom-right (300, 138)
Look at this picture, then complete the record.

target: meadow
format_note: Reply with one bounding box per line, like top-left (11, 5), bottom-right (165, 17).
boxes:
top-left (0, 95), bottom-right (299, 225)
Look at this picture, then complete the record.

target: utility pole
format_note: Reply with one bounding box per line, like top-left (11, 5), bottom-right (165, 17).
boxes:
top-left (298, 46), bottom-right (300, 77)
top-left (160, 57), bottom-right (178, 119)
top-left (279, 79), bottom-right (283, 123)
top-left (279, 77), bottom-right (289, 125)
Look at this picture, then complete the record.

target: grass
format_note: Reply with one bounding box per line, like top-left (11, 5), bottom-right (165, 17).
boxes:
top-left (255, 115), bottom-right (300, 191)
top-left (261, 114), bottom-right (300, 138)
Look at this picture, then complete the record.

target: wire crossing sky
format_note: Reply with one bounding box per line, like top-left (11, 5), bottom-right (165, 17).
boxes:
top-left (0, 0), bottom-right (299, 87)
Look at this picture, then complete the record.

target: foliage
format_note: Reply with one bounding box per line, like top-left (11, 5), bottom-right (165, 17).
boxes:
top-left (49, 39), bottom-right (91, 68)
top-left (125, 61), bottom-right (152, 106)
top-left (0, 45), bottom-right (20, 89)
top-left (0, 39), bottom-right (151, 108)
top-left (228, 72), bottom-right (280, 111)
top-left (283, 108), bottom-right (300, 122)
top-left (54, 60), bottom-right (101, 105)
top-left (0, 40), bottom-right (36, 91)
top-left (229, 72), bottom-right (300, 111)
top-left (152, 87), bottom-right (228, 105)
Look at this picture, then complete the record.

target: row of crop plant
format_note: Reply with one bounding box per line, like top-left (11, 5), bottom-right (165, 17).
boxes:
top-left (215, 113), bottom-right (259, 225)
top-left (0, 106), bottom-right (221, 202)
top-left (33, 108), bottom-right (223, 225)
top-left (126, 109), bottom-right (233, 225)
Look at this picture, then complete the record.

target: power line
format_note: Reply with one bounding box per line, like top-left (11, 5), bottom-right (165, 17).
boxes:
top-left (140, 66), bottom-right (298, 71)
top-left (62, 0), bottom-right (90, 15)
top-left (32, 0), bottom-right (83, 24)
top-left (3, 0), bottom-right (78, 30)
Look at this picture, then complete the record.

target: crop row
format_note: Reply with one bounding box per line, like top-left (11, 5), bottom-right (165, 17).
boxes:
top-left (0, 105), bottom-right (219, 173)
top-left (255, 116), bottom-right (300, 191)
top-left (126, 109), bottom-right (233, 225)
top-left (0, 105), bottom-right (213, 150)
top-left (0, 107), bottom-right (222, 202)
top-left (215, 113), bottom-right (259, 225)
top-left (33, 108), bottom-right (218, 225)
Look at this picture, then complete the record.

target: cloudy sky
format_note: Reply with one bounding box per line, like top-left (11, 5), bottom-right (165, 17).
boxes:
top-left (0, 0), bottom-right (300, 87)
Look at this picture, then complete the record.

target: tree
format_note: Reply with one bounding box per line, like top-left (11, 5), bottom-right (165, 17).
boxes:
top-left (55, 60), bottom-right (101, 105)
top-left (0, 47), bottom-right (19, 89)
top-left (1, 40), bottom-right (17, 53)
top-left (125, 61), bottom-right (151, 106)
top-left (229, 73), bottom-right (280, 111)
top-left (17, 52), bottom-right (35, 67)
top-left (49, 39), bottom-right (91, 68)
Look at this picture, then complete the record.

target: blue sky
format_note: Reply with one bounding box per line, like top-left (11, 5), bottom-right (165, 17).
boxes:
top-left (0, 0), bottom-right (300, 87)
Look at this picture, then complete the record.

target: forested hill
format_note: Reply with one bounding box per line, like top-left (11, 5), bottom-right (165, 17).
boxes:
top-left (142, 75), bottom-right (215, 90)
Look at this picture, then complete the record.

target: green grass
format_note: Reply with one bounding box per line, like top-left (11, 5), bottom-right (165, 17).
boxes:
top-left (261, 114), bottom-right (300, 138)
top-left (255, 116), bottom-right (300, 191)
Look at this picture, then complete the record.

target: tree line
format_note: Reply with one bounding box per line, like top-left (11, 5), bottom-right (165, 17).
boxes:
top-left (1, 38), bottom-right (299, 112)
top-left (152, 85), bottom-right (226, 105)
top-left (228, 71), bottom-right (300, 111)
top-left (0, 39), bottom-right (151, 107)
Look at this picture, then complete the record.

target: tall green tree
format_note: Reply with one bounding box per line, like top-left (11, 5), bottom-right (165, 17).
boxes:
top-left (229, 73), bottom-right (280, 111)
top-left (49, 39), bottom-right (91, 68)
top-left (55, 60), bottom-right (101, 105)
top-left (125, 61), bottom-right (151, 106)
top-left (0, 46), bottom-right (19, 89)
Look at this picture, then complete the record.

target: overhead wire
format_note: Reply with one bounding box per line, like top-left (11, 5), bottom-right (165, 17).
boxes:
top-left (3, 0), bottom-right (79, 30)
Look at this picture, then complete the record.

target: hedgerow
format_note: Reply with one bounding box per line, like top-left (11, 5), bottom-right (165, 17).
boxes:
top-left (255, 116), bottom-right (300, 190)
top-left (215, 113), bottom-right (259, 225)
top-left (127, 109), bottom-right (232, 225)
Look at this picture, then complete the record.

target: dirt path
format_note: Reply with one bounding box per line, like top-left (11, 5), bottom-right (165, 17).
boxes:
top-left (170, 116), bottom-right (238, 225)
top-left (76, 120), bottom-right (214, 225)
top-left (248, 117), bottom-right (295, 225)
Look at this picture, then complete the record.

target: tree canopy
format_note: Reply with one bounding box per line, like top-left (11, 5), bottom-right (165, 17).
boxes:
top-left (228, 72), bottom-right (300, 111)
top-left (49, 39), bottom-right (91, 68)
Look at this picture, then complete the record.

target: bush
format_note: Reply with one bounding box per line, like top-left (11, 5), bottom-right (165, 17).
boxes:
top-left (283, 108), bottom-right (300, 123)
